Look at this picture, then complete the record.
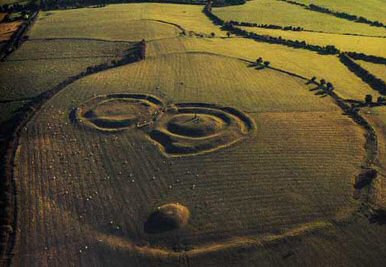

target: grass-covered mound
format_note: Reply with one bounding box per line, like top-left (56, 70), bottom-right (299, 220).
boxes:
top-left (167, 113), bottom-right (226, 137)
top-left (145, 203), bottom-right (190, 233)
top-left (75, 94), bottom-right (255, 156)
top-left (75, 94), bottom-right (163, 132)
top-left (149, 103), bottom-right (255, 156)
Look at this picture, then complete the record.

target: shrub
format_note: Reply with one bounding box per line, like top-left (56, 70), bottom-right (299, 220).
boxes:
top-left (365, 94), bottom-right (373, 104)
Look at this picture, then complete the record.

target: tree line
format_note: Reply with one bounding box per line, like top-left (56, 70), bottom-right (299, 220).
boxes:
top-left (279, 0), bottom-right (385, 29)
top-left (203, 6), bottom-right (340, 55)
top-left (346, 52), bottom-right (386, 66)
top-left (228, 20), bottom-right (304, 31)
top-left (0, 11), bottom-right (38, 61)
top-left (1, 0), bottom-right (246, 11)
top-left (85, 40), bottom-right (146, 74)
top-left (339, 53), bottom-right (386, 95)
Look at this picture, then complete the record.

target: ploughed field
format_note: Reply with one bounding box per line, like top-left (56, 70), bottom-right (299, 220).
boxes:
top-left (1, 2), bottom-right (386, 267)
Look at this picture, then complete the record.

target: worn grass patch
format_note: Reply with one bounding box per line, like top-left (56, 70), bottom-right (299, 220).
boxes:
top-left (0, 21), bottom-right (22, 42)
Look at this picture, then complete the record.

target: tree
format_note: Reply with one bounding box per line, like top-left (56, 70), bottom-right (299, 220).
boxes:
top-left (377, 96), bottom-right (385, 104)
top-left (326, 82), bottom-right (334, 91)
top-left (227, 32), bottom-right (231, 38)
top-left (310, 76), bottom-right (316, 82)
top-left (210, 32), bottom-right (215, 38)
top-left (256, 57), bottom-right (263, 65)
top-left (263, 61), bottom-right (270, 67)
top-left (365, 94), bottom-right (373, 104)
top-left (2, 14), bottom-right (10, 23)
top-left (139, 39), bottom-right (146, 60)
top-left (320, 79), bottom-right (326, 85)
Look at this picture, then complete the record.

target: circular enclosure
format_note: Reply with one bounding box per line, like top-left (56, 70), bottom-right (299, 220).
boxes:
top-left (149, 103), bottom-right (255, 156)
top-left (74, 94), bottom-right (164, 132)
top-left (167, 113), bottom-right (226, 138)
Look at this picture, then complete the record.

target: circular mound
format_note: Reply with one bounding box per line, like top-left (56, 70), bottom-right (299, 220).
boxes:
top-left (145, 203), bottom-right (190, 233)
top-left (85, 99), bottom-right (151, 128)
top-left (74, 95), bottom-right (255, 156)
top-left (167, 114), bottom-right (226, 137)
top-left (149, 103), bottom-right (255, 156)
top-left (75, 94), bottom-right (163, 132)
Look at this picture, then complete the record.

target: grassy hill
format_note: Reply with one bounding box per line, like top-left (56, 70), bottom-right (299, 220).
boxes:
top-left (31, 4), bottom-right (224, 40)
top-left (13, 52), bottom-right (366, 265)
top-left (1, 2), bottom-right (385, 266)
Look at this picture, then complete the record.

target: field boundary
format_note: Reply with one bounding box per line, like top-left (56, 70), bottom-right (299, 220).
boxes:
top-left (11, 48), bottom-right (381, 257)
top-left (0, 11), bottom-right (39, 61)
top-left (224, 20), bottom-right (386, 38)
top-left (92, 220), bottom-right (333, 258)
top-left (339, 53), bottom-right (386, 96)
top-left (204, 3), bottom-right (386, 98)
top-left (0, 41), bottom-right (145, 265)
top-left (277, 0), bottom-right (386, 29)
top-left (2, 6), bottom-right (385, 261)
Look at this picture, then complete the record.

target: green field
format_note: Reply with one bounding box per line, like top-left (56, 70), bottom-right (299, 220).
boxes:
top-left (240, 27), bottom-right (386, 57)
top-left (357, 60), bottom-right (386, 82)
top-left (213, 0), bottom-right (386, 36)
top-left (32, 4), bottom-right (224, 40)
top-left (13, 52), bottom-right (366, 265)
top-left (1, 2), bottom-right (386, 266)
top-left (178, 37), bottom-right (381, 100)
top-left (0, 39), bottom-right (134, 126)
top-left (295, 0), bottom-right (386, 24)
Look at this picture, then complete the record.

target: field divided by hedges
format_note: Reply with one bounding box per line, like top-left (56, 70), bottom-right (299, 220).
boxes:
top-left (357, 61), bottom-right (386, 82)
top-left (12, 53), bottom-right (367, 265)
top-left (213, 0), bottom-right (386, 36)
top-left (30, 3), bottom-right (225, 40)
top-left (294, 0), bottom-right (386, 24)
top-left (238, 27), bottom-right (386, 58)
top-left (154, 37), bottom-right (381, 100)
top-left (2, 2), bottom-right (386, 266)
